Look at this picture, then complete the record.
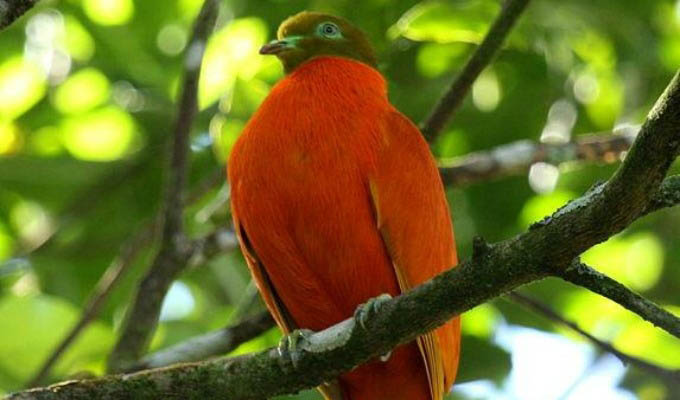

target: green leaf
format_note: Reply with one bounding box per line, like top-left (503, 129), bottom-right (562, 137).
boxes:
top-left (0, 294), bottom-right (114, 390)
top-left (389, 0), bottom-right (499, 44)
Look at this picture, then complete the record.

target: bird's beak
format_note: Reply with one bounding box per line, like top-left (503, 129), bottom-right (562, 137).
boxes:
top-left (259, 39), bottom-right (293, 55)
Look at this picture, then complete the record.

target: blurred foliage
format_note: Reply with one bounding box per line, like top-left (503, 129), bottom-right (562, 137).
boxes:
top-left (0, 0), bottom-right (678, 399)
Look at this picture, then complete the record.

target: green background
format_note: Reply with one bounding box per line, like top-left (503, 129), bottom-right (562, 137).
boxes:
top-left (0, 0), bottom-right (678, 398)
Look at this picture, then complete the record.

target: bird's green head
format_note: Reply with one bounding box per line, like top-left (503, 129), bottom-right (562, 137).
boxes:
top-left (260, 11), bottom-right (377, 74)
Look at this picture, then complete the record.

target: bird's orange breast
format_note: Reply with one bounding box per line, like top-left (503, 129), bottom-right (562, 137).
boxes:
top-left (230, 57), bottom-right (400, 328)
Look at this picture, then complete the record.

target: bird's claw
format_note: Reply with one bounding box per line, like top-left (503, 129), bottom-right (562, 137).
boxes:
top-left (277, 329), bottom-right (314, 371)
top-left (354, 293), bottom-right (393, 331)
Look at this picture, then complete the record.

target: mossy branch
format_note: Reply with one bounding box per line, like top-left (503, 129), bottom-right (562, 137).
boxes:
top-left (439, 131), bottom-right (636, 186)
top-left (106, 0), bottom-right (220, 373)
top-left (0, 0), bottom-right (40, 30)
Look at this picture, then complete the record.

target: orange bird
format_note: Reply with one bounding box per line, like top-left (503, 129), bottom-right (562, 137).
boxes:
top-left (228, 11), bottom-right (460, 400)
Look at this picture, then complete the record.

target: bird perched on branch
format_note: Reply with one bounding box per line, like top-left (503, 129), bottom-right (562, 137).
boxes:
top-left (228, 11), bottom-right (460, 400)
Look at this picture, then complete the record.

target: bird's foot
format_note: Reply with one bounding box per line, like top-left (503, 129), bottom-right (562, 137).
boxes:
top-left (354, 293), bottom-right (393, 331)
top-left (277, 329), bottom-right (314, 371)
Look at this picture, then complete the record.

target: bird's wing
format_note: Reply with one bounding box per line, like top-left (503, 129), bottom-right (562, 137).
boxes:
top-left (233, 215), bottom-right (296, 334)
top-left (369, 109), bottom-right (461, 399)
top-left (232, 214), bottom-right (344, 400)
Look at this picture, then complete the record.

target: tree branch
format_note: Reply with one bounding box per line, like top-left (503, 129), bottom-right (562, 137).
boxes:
top-left (0, 0), bottom-right (40, 30)
top-left (641, 175), bottom-right (680, 216)
top-left (420, 0), bottom-right (533, 142)
top-left (508, 292), bottom-right (680, 385)
top-left (439, 131), bottom-right (635, 186)
top-left (128, 312), bottom-right (274, 372)
top-left (559, 262), bottom-right (680, 339)
top-left (107, 0), bottom-right (219, 373)
top-left (123, 279), bottom-right (265, 372)
top-left (7, 70), bottom-right (680, 400)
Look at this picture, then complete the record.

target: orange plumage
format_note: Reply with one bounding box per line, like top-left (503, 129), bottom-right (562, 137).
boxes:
top-left (228, 12), bottom-right (459, 400)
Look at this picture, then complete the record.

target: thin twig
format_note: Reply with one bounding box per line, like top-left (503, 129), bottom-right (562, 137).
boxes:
top-left (26, 170), bottom-right (230, 386)
top-left (125, 280), bottom-right (267, 372)
top-left (107, 0), bottom-right (220, 373)
top-left (508, 291), bottom-right (680, 385)
top-left (127, 311), bottom-right (275, 372)
top-left (421, 0), bottom-right (533, 142)
top-left (641, 175), bottom-right (680, 216)
top-left (559, 261), bottom-right (680, 339)
top-left (25, 221), bottom-right (158, 388)
top-left (439, 132), bottom-right (635, 186)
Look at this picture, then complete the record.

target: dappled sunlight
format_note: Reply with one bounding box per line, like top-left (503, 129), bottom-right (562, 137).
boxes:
top-left (199, 17), bottom-right (270, 109)
top-left (572, 70), bottom-right (599, 104)
top-left (519, 190), bottom-right (577, 228)
top-left (62, 15), bottom-right (95, 62)
top-left (389, 1), bottom-right (499, 44)
top-left (53, 67), bottom-right (110, 114)
top-left (434, 128), bottom-right (469, 158)
top-left (461, 303), bottom-right (501, 338)
top-left (561, 291), bottom-right (680, 370)
top-left (582, 233), bottom-right (664, 292)
top-left (10, 271), bottom-right (40, 297)
top-left (82, 0), bottom-right (134, 26)
top-left (416, 43), bottom-right (468, 78)
top-left (111, 80), bottom-right (145, 112)
top-left (528, 162), bottom-right (560, 193)
top-left (178, 0), bottom-right (205, 20)
top-left (576, 69), bottom-right (624, 129)
top-left (0, 122), bottom-right (21, 154)
top-left (0, 57), bottom-right (47, 120)
top-left (157, 24), bottom-right (189, 56)
top-left (0, 222), bottom-right (14, 261)
top-left (472, 68), bottom-right (501, 112)
top-left (567, 30), bottom-right (624, 128)
top-left (614, 316), bottom-right (680, 369)
top-left (540, 99), bottom-right (577, 144)
top-left (60, 106), bottom-right (140, 161)
top-left (24, 10), bottom-right (72, 84)
top-left (562, 291), bottom-right (632, 339)
top-left (9, 200), bottom-right (54, 250)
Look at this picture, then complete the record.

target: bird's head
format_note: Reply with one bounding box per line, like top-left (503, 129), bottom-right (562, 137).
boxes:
top-left (260, 11), bottom-right (377, 74)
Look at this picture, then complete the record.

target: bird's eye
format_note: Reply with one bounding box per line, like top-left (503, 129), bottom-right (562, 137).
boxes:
top-left (318, 22), bottom-right (341, 38)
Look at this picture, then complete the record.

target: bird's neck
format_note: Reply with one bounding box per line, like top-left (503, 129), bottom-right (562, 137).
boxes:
top-left (282, 56), bottom-right (387, 101)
